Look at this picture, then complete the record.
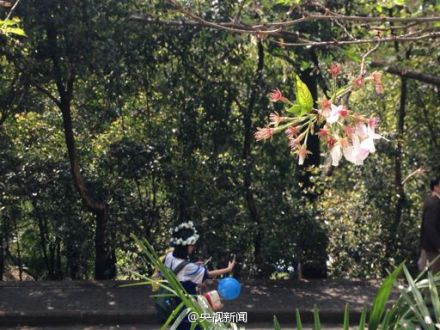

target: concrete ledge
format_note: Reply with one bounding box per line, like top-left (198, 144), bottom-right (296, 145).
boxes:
top-left (0, 280), bottom-right (392, 327)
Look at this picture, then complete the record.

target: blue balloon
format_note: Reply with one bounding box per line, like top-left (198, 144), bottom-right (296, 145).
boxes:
top-left (217, 277), bottom-right (241, 300)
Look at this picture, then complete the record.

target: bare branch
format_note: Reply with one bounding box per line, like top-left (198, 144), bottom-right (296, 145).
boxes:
top-left (2, 0), bottom-right (21, 23)
top-left (370, 61), bottom-right (440, 86)
top-left (257, 14), bottom-right (440, 28)
top-left (31, 82), bottom-right (61, 106)
top-left (167, 0), bottom-right (278, 34)
top-left (273, 31), bottom-right (440, 47)
top-left (359, 41), bottom-right (381, 76)
top-left (132, 3), bottom-right (440, 48)
top-left (367, 22), bottom-right (421, 31)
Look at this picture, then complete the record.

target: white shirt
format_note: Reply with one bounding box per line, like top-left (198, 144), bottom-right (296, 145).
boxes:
top-left (163, 252), bottom-right (207, 284)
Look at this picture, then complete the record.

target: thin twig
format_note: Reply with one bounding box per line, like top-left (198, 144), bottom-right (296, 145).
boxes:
top-left (334, 19), bottom-right (356, 41)
top-left (272, 31), bottom-right (440, 47)
top-left (359, 40), bottom-right (382, 76)
top-left (233, 0), bottom-right (247, 24)
top-left (31, 82), bottom-right (61, 106)
top-left (367, 22), bottom-right (421, 31)
top-left (402, 168), bottom-right (426, 185)
top-left (3, 0), bottom-right (20, 22)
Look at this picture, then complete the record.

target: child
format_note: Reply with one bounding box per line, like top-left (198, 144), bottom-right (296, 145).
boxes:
top-left (163, 221), bottom-right (235, 329)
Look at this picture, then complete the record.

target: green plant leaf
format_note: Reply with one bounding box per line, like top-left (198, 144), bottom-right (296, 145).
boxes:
top-left (368, 262), bottom-right (403, 330)
top-left (402, 266), bottom-right (435, 329)
top-left (428, 271), bottom-right (440, 324)
top-left (343, 304), bottom-right (349, 330)
top-left (358, 307), bottom-right (366, 330)
top-left (162, 301), bottom-right (186, 330)
top-left (6, 27), bottom-right (26, 36)
top-left (285, 103), bottom-right (303, 115)
top-left (295, 74), bottom-right (313, 114)
top-left (273, 315), bottom-right (282, 330)
top-left (313, 305), bottom-right (321, 330)
top-left (296, 309), bottom-right (303, 330)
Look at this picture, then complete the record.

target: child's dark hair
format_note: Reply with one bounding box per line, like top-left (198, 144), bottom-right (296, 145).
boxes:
top-left (430, 177), bottom-right (440, 191)
top-left (173, 245), bottom-right (190, 259)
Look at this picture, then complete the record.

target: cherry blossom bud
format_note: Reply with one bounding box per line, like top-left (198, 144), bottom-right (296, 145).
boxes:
top-left (298, 145), bottom-right (308, 165)
top-left (320, 98), bottom-right (332, 111)
top-left (329, 63), bottom-right (341, 78)
top-left (371, 71), bottom-right (382, 84)
top-left (318, 127), bottom-right (329, 139)
top-left (354, 76), bottom-right (364, 89)
top-left (339, 107), bottom-right (349, 118)
top-left (375, 83), bottom-right (384, 94)
top-left (371, 71), bottom-right (384, 94)
top-left (269, 89), bottom-right (283, 102)
top-left (327, 136), bottom-right (336, 148)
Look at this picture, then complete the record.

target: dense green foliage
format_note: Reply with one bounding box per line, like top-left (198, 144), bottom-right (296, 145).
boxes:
top-left (0, 0), bottom-right (439, 280)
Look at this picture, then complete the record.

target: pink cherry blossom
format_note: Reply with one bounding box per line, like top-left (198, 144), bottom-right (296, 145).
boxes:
top-left (254, 127), bottom-right (273, 141)
top-left (285, 126), bottom-right (299, 138)
top-left (368, 117), bottom-right (379, 128)
top-left (343, 125), bottom-right (355, 138)
top-left (269, 112), bottom-right (287, 127)
top-left (326, 104), bottom-right (344, 124)
top-left (330, 144), bottom-right (343, 166)
top-left (342, 135), bottom-right (368, 165)
top-left (288, 138), bottom-right (298, 151)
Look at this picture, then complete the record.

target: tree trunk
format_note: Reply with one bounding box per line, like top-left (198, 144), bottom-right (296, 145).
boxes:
top-left (298, 68), bottom-right (320, 201)
top-left (242, 41), bottom-right (265, 277)
top-left (0, 213), bottom-right (6, 281)
top-left (45, 24), bottom-right (115, 280)
top-left (388, 77), bottom-right (407, 258)
top-left (12, 211), bottom-right (23, 281)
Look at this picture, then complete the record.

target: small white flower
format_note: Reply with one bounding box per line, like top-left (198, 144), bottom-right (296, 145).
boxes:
top-left (424, 315), bottom-right (432, 325)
